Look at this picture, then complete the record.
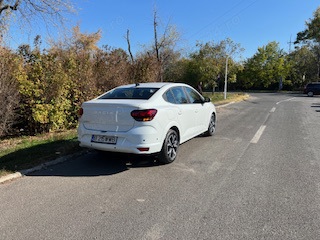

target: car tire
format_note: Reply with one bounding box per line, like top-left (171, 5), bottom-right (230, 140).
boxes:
top-left (159, 129), bottom-right (179, 164)
top-left (307, 91), bottom-right (314, 97)
top-left (205, 113), bottom-right (216, 136)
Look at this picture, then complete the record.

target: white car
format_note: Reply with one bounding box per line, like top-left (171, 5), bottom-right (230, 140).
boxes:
top-left (77, 82), bottom-right (216, 164)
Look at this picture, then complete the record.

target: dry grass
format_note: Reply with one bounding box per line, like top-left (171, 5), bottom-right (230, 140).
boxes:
top-left (205, 92), bottom-right (250, 106)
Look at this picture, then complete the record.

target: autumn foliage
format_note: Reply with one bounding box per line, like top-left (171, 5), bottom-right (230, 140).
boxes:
top-left (0, 27), bottom-right (169, 137)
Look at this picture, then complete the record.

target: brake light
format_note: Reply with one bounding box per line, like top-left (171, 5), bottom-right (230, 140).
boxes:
top-left (78, 107), bottom-right (84, 117)
top-left (131, 109), bottom-right (157, 121)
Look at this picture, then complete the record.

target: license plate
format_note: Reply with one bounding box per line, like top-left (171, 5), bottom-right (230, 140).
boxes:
top-left (91, 135), bottom-right (117, 144)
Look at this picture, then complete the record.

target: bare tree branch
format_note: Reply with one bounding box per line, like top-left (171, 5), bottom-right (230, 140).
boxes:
top-left (0, 0), bottom-right (19, 15)
top-left (153, 9), bottom-right (160, 63)
top-left (125, 29), bottom-right (134, 63)
top-left (0, 0), bottom-right (75, 36)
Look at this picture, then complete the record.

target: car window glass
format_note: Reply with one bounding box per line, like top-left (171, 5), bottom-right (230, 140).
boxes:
top-left (184, 87), bottom-right (203, 103)
top-left (99, 88), bottom-right (159, 99)
top-left (171, 87), bottom-right (189, 104)
top-left (164, 90), bottom-right (176, 104)
top-left (307, 83), bottom-right (320, 88)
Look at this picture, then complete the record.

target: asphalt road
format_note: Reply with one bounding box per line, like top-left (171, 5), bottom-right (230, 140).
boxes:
top-left (1, 93), bottom-right (320, 240)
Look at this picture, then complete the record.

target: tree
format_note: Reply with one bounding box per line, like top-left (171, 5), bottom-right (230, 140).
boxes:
top-left (125, 8), bottom-right (180, 83)
top-left (94, 46), bottom-right (130, 90)
top-left (152, 8), bottom-right (180, 82)
top-left (295, 7), bottom-right (320, 80)
top-left (288, 46), bottom-right (318, 87)
top-left (15, 27), bottom-right (105, 134)
top-left (185, 38), bottom-right (243, 91)
top-left (240, 42), bottom-right (290, 89)
top-left (295, 7), bottom-right (320, 44)
top-left (0, 47), bottom-right (20, 137)
top-left (163, 58), bottom-right (189, 83)
top-left (0, 0), bottom-right (75, 36)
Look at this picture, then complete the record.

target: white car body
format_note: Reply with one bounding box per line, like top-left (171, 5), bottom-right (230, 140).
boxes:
top-left (77, 82), bottom-right (216, 163)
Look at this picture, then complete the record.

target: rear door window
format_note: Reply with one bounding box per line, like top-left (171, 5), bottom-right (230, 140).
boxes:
top-left (170, 87), bottom-right (189, 104)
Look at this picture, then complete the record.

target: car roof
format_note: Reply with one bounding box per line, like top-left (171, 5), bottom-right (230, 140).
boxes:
top-left (116, 82), bottom-right (189, 89)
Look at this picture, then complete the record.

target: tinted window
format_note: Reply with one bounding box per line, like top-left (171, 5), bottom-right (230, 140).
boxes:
top-left (307, 84), bottom-right (320, 89)
top-left (184, 86), bottom-right (203, 103)
top-left (99, 88), bottom-right (159, 100)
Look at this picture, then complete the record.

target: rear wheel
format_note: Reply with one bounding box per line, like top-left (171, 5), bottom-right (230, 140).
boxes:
top-left (159, 129), bottom-right (179, 164)
top-left (307, 91), bottom-right (314, 97)
top-left (205, 113), bottom-right (216, 136)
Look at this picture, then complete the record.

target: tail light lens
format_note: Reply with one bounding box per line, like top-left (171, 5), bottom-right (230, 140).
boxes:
top-left (131, 109), bottom-right (157, 121)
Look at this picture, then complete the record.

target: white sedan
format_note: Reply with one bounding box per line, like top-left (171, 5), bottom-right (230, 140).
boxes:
top-left (77, 82), bottom-right (216, 164)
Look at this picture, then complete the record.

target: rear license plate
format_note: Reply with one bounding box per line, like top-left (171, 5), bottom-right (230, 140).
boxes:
top-left (91, 135), bottom-right (117, 144)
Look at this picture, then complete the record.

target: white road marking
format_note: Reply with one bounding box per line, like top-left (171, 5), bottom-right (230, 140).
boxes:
top-left (250, 106), bottom-right (276, 144)
top-left (276, 97), bottom-right (296, 105)
top-left (250, 125), bottom-right (266, 144)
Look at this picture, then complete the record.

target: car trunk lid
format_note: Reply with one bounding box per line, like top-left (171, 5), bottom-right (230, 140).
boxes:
top-left (80, 100), bottom-right (142, 132)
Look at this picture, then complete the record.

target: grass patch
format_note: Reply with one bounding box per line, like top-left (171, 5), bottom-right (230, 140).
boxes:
top-left (0, 92), bottom-right (249, 178)
top-left (204, 92), bottom-right (249, 106)
top-left (0, 130), bottom-right (81, 177)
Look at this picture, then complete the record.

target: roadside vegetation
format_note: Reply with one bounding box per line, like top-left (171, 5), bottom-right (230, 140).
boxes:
top-left (205, 92), bottom-right (249, 106)
top-left (0, 130), bottom-right (80, 177)
top-left (0, 2), bottom-right (319, 176)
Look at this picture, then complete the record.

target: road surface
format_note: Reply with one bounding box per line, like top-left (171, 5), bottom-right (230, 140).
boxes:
top-left (1, 93), bottom-right (320, 240)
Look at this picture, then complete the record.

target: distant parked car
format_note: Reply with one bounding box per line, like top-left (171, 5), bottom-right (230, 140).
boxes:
top-left (304, 82), bottom-right (320, 97)
top-left (77, 82), bottom-right (216, 164)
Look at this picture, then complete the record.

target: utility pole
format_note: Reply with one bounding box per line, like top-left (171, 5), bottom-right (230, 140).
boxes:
top-left (224, 55), bottom-right (229, 100)
top-left (287, 35), bottom-right (294, 54)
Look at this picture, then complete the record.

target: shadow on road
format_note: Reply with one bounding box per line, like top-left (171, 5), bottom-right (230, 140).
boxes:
top-left (311, 103), bottom-right (320, 112)
top-left (26, 151), bottom-right (162, 177)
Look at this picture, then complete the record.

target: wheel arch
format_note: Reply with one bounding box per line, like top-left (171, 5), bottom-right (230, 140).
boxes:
top-left (170, 126), bottom-right (180, 143)
top-left (208, 111), bottom-right (217, 124)
top-left (162, 122), bottom-right (181, 144)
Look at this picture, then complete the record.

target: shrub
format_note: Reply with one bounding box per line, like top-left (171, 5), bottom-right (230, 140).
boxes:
top-left (0, 48), bottom-right (20, 137)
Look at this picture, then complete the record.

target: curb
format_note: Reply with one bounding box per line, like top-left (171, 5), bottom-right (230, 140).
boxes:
top-left (216, 101), bottom-right (235, 109)
top-left (0, 172), bottom-right (23, 184)
top-left (0, 150), bottom-right (88, 184)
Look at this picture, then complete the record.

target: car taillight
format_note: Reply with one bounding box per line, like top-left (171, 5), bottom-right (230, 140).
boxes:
top-left (131, 109), bottom-right (157, 121)
top-left (78, 107), bottom-right (84, 117)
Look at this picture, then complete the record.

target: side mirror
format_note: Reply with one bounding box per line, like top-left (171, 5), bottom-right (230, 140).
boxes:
top-left (204, 97), bottom-right (211, 102)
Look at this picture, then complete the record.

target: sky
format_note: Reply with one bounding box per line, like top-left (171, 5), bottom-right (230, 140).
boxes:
top-left (8, 0), bottom-right (320, 59)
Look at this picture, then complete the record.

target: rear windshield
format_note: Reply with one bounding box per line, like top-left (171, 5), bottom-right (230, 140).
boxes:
top-left (99, 87), bottom-right (159, 100)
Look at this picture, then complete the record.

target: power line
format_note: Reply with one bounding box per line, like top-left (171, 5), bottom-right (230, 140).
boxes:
top-left (187, 0), bottom-right (260, 40)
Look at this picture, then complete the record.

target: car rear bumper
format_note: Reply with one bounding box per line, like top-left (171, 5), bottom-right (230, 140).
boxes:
top-left (77, 123), bottom-right (163, 154)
